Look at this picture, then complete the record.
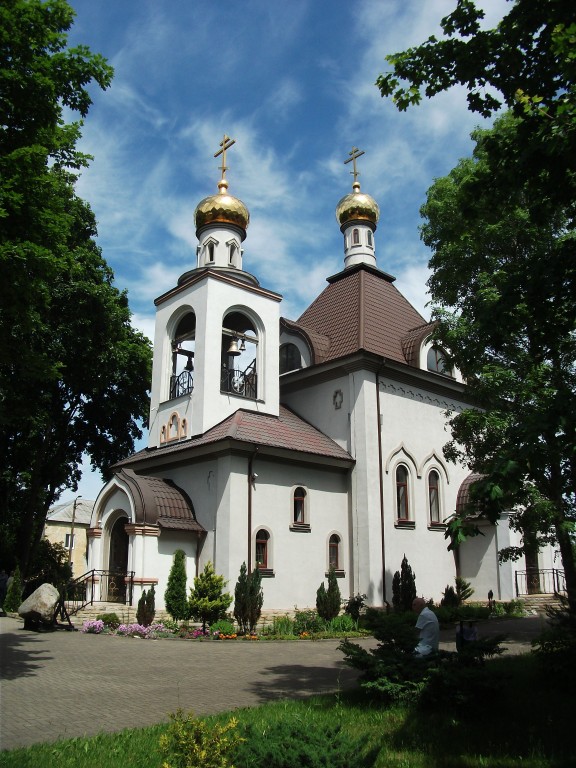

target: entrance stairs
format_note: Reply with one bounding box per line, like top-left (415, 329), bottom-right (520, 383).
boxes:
top-left (67, 602), bottom-right (171, 628)
top-left (520, 594), bottom-right (563, 616)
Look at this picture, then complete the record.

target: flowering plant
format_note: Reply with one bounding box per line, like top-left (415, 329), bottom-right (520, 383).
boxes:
top-left (81, 619), bottom-right (105, 634)
top-left (116, 622), bottom-right (168, 638)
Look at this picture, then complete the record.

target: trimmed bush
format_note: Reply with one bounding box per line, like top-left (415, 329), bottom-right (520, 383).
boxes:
top-left (316, 566), bottom-right (341, 621)
top-left (188, 562), bottom-right (232, 632)
top-left (234, 562), bottom-right (263, 634)
top-left (136, 585), bottom-right (155, 627)
top-left (165, 549), bottom-right (189, 622)
top-left (160, 709), bottom-right (242, 768)
top-left (392, 554), bottom-right (417, 613)
top-left (3, 565), bottom-right (23, 612)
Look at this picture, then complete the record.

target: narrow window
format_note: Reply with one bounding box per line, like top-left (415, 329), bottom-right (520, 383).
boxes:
top-left (228, 241), bottom-right (237, 266)
top-left (280, 343), bottom-right (301, 374)
top-left (329, 534), bottom-right (340, 570)
top-left (427, 346), bottom-right (449, 375)
top-left (429, 470), bottom-right (440, 523)
top-left (367, 230), bottom-right (373, 247)
top-left (255, 529), bottom-right (269, 568)
top-left (65, 533), bottom-right (75, 550)
top-left (293, 487), bottom-right (306, 524)
top-left (353, 228), bottom-right (360, 245)
top-left (396, 466), bottom-right (409, 520)
top-left (207, 241), bottom-right (215, 262)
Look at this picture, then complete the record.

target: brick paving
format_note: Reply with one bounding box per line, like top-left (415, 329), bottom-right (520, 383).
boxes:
top-left (0, 614), bottom-right (546, 752)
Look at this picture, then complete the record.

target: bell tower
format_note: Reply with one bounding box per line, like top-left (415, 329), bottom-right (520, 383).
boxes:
top-left (148, 136), bottom-right (281, 447)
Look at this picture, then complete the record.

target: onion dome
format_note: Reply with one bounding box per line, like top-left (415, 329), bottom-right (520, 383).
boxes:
top-left (335, 181), bottom-right (380, 228)
top-left (194, 177), bottom-right (250, 234)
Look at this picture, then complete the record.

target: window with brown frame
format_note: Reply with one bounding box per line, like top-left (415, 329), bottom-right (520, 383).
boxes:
top-left (396, 465), bottom-right (410, 520)
top-left (293, 486), bottom-right (306, 524)
top-left (255, 529), bottom-right (269, 568)
top-left (329, 534), bottom-right (340, 570)
top-left (429, 470), bottom-right (441, 524)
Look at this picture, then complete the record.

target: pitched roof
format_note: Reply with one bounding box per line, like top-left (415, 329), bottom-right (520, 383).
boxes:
top-left (46, 499), bottom-right (95, 525)
top-left (115, 469), bottom-right (205, 532)
top-left (113, 405), bottom-right (353, 468)
top-left (294, 264), bottom-right (427, 365)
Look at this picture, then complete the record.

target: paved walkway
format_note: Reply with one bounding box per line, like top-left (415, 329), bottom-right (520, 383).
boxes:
top-left (0, 614), bottom-right (547, 752)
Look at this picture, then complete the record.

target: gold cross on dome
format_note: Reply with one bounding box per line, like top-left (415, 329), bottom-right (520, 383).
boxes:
top-left (214, 134), bottom-right (236, 180)
top-left (344, 146), bottom-right (365, 184)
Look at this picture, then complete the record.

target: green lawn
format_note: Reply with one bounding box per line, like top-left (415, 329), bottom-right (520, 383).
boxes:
top-left (1, 653), bottom-right (574, 768)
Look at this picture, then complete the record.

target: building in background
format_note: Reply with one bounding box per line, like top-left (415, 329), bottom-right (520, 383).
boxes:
top-left (44, 499), bottom-right (94, 577)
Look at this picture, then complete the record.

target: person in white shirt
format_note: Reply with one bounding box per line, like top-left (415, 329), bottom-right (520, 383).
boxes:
top-left (412, 597), bottom-right (439, 656)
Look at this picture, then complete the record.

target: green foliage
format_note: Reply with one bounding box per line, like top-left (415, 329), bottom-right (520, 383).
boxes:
top-left (233, 562), bottom-right (263, 634)
top-left (159, 709), bottom-right (242, 768)
top-left (210, 618), bottom-right (235, 636)
top-left (532, 596), bottom-right (576, 676)
top-left (343, 592), bottom-right (366, 622)
top-left (25, 540), bottom-right (72, 597)
top-left (0, 0), bottom-right (151, 574)
top-left (375, 0), bottom-right (576, 609)
top-left (392, 555), bottom-right (417, 613)
top-left (232, 714), bottom-right (376, 768)
top-left (188, 562), bottom-right (232, 632)
top-left (293, 608), bottom-right (325, 635)
top-left (326, 614), bottom-right (356, 633)
top-left (136, 586), bottom-right (155, 627)
top-left (441, 577), bottom-right (474, 609)
top-left (262, 614), bottom-right (295, 637)
top-left (316, 566), bottom-right (341, 621)
top-left (3, 565), bottom-right (23, 611)
top-left (95, 612), bottom-right (120, 629)
top-left (165, 550), bottom-right (189, 622)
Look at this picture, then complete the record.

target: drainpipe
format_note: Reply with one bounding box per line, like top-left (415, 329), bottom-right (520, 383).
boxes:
top-left (376, 363), bottom-right (386, 604)
top-left (247, 447), bottom-right (259, 574)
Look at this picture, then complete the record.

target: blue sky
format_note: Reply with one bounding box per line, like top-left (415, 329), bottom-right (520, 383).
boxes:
top-left (64, 0), bottom-right (507, 502)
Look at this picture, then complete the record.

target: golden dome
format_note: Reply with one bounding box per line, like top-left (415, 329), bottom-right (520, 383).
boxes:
top-left (335, 181), bottom-right (379, 227)
top-left (194, 178), bottom-right (250, 233)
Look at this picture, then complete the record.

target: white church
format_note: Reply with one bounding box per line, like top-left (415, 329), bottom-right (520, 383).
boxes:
top-left (87, 139), bottom-right (555, 613)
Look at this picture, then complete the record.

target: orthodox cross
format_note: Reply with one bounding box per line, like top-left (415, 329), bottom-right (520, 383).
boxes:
top-left (214, 134), bottom-right (236, 180)
top-left (344, 146), bottom-right (365, 184)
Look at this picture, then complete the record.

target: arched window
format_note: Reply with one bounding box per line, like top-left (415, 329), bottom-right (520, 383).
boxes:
top-left (352, 228), bottom-right (360, 245)
top-left (329, 534), bottom-right (340, 570)
top-left (255, 529), bottom-right (269, 568)
top-left (396, 465), bottom-right (410, 520)
top-left (293, 486), bottom-right (306, 525)
top-left (221, 311), bottom-right (258, 399)
top-left (427, 346), bottom-right (450, 376)
top-left (170, 312), bottom-right (196, 399)
top-left (428, 470), bottom-right (441, 524)
top-left (280, 343), bottom-right (302, 374)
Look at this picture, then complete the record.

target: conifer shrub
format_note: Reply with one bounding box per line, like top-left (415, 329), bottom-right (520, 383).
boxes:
top-left (316, 566), bottom-right (341, 621)
top-left (391, 554), bottom-right (417, 613)
top-left (136, 585), bottom-right (155, 627)
top-left (232, 715), bottom-right (377, 768)
top-left (188, 562), bottom-right (232, 632)
top-left (234, 562), bottom-right (263, 634)
top-left (3, 565), bottom-right (23, 612)
top-left (164, 549), bottom-right (189, 622)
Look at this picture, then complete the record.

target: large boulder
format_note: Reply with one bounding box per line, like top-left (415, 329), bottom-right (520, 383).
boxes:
top-left (18, 583), bottom-right (60, 626)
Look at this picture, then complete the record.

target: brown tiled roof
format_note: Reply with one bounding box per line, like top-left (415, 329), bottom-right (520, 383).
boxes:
top-left (115, 468), bottom-right (205, 532)
top-left (280, 318), bottom-right (331, 364)
top-left (295, 264), bottom-right (427, 365)
top-left (456, 473), bottom-right (485, 518)
top-left (401, 322), bottom-right (436, 367)
top-left (114, 405), bottom-right (353, 468)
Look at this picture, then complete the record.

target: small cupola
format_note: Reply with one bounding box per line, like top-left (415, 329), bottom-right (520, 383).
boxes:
top-left (335, 147), bottom-right (379, 269)
top-left (193, 135), bottom-right (250, 270)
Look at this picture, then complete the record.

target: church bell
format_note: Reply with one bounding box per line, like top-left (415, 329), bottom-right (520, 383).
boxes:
top-left (227, 337), bottom-right (241, 356)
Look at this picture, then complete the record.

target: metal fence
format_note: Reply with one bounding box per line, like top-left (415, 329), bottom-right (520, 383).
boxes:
top-left (64, 569), bottom-right (135, 614)
top-left (514, 568), bottom-right (566, 597)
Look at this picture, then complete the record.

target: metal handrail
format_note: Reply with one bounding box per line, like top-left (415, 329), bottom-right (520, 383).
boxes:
top-left (170, 369), bottom-right (194, 399)
top-left (62, 569), bottom-right (135, 614)
top-left (514, 568), bottom-right (566, 597)
top-left (221, 359), bottom-right (257, 398)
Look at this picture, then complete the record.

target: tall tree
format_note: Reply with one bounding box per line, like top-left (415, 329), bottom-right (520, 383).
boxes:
top-left (376, 0), bottom-right (576, 214)
top-left (420, 113), bottom-right (576, 608)
top-left (165, 550), bottom-right (190, 622)
top-left (0, 0), bottom-right (152, 572)
top-left (375, 0), bottom-right (576, 609)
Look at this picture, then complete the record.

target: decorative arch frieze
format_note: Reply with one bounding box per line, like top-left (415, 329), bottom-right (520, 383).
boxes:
top-left (418, 451), bottom-right (451, 484)
top-left (384, 443), bottom-right (419, 476)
